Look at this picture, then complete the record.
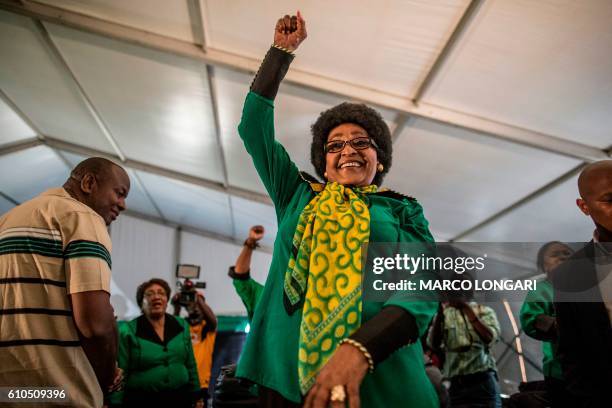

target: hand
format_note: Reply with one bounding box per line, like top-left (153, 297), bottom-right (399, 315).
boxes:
top-left (107, 366), bottom-right (124, 393)
top-left (304, 344), bottom-right (369, 408)
top-left (274, 11), bottom-right (307, 52)
top-left (248, 225), bottom-right (265, 242)
top-left (195, 399), bottom-right (204, 408)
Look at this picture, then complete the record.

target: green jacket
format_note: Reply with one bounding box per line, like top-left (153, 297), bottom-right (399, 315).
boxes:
top-left (235, 91), bottom-right (439, 407)
top-left (520, 279), bottom-right (563, 379)
top-left (110, 314), bottom-right (200, 404)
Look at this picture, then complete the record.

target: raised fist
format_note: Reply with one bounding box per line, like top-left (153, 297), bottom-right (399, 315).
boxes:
top-left (274, 11), bottom-right (307, 52)
top-left (249, 225), bottom-right (265, 242)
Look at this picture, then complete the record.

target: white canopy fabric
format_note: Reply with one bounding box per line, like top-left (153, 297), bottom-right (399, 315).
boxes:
top-left (1, 0), bottom-right (610, 245)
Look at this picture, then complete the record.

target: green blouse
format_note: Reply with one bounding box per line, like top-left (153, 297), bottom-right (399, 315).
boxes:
top-left (520, 279), bottom-right (563, 380)
top-left (110, 314), bottom-right (200, 404)
top-left (235, 91), bottom-right (439, 407)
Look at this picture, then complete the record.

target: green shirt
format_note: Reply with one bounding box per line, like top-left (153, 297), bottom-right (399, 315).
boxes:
top-left (520, 279), bottom-right (563, 379)
top-left (235, 92), bottom-right (439, 407)
top-left (110, 314), bottom-right (200, 404)
top-left (233, 277), bottom-right (264, 321)
top-left (429, 303), bottom-right (500, 379)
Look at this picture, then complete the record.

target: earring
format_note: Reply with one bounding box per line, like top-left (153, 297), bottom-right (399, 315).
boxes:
top-left (377, 163), bottom-right (384, 172)
top-left (324, 172), bottom-right (328, 179)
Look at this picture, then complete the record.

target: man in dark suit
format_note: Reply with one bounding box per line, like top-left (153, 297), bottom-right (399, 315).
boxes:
top-left (553, 160), bottom-right (612, 407)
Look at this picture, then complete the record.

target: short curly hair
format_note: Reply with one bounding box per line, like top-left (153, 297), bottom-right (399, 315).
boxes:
top-left (311, 102), bottom-right (392, 186)
top-left (136, 278), bottom-right (171, 309)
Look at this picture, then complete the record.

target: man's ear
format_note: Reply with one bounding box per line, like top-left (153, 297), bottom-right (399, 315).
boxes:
top-left (576, 197), bottom-right (590, 216)
top-left (80, 173), bottom-right (97, 194)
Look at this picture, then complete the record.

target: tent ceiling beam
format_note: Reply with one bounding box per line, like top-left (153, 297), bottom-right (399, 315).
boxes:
top-left (42, 136), bottom-right (273, 206)
top-left (124, 208), bottom-right (273, 254)
top-left (0, 137), bottom-right (43, 157)
top-left (450, 163), bottom-right (586, 241)
top-left (0, 1), bottom-right (607, 162)
top-left (411, 0), bottom-right (484, 104)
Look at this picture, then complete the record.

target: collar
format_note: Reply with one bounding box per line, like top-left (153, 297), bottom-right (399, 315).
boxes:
top-left (43, 187), bottom-right (105, 222)
top-left (593, 230), bottom-right (612, 256)
top-left (136, 313), bottom-right (184, 346)
top-left (41, 187), bottom-right (73, 199)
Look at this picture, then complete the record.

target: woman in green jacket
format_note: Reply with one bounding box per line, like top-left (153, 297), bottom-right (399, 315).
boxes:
top-left (519, 241), bottom-right (573, 407)
top-left (235, 12), bottom-right (439, 408)
top-left (110, 278), bottom-right (201, 407)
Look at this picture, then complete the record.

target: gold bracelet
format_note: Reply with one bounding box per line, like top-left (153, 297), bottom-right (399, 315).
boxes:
top-left (272, 44), bottom-right (295, 55)
top-left (339, 338), bottom-right (375, 373)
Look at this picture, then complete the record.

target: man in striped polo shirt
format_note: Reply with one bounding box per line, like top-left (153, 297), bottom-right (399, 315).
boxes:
top-left (0, 157), bottom-right (129, 407)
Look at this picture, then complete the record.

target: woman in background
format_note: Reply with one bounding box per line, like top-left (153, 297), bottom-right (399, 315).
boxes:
top-left (110, 278), bottom-right (201, 407)
top-left (519, 241), bottom-right (573, 407)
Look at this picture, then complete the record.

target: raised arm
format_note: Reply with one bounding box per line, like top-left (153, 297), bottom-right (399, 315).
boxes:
top-left (229, 225), bottom-right (265, 321)
top-left (238, 12), bottom-right (308, 215)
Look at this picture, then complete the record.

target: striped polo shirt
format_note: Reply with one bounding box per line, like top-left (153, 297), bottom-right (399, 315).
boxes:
top-left (0, 188), bottom-right (112, 407)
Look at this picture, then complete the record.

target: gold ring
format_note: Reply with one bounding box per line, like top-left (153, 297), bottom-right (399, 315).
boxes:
top-left (330, 385), bottom-right (346, 402)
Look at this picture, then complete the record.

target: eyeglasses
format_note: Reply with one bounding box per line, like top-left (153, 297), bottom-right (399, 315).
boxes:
top-left (143, 290), bottom-right (167, 298)
top-left (324, 137), bottom-right (379, 153)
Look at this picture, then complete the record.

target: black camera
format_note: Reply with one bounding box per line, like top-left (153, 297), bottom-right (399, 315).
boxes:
top-left (175, 264), bottom-right (206, 307)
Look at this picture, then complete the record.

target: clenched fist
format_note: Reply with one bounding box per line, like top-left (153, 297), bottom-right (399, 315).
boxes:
top-left (274, 11), bottom-right (307, 52)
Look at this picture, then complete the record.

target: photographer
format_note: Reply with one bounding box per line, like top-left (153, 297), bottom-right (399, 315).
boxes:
top-left (172, 280), bottom-right (217, 407)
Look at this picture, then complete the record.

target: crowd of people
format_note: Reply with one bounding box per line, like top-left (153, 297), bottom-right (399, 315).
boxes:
top-left (0, 10), bottom-right (610, 408)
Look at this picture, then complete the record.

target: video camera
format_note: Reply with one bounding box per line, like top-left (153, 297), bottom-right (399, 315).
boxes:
top-left (175, 264), bottom-right (206, 307)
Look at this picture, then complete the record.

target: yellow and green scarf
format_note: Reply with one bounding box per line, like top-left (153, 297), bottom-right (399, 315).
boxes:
top-left (283, 181), bottom-right (377, 394)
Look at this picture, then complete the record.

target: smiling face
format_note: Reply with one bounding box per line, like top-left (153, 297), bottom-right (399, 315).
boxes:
top-left (324, 123), bottom-right (378, 187)
top-left (142, 283), bottom-right (168, 318)
top-left (82, 165), bottom-right (130, 225)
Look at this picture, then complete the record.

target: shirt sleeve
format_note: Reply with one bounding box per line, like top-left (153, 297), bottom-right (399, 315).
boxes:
top-left (231, 273), bottom-right (265, 322)
top-left (238, 92), bottom-right (303, 220)
top-left (60, 210), bottom-right (112, 294)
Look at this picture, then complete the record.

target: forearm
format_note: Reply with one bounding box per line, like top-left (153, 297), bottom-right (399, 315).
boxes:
top-left (349, 306), bottom-right (419, 366)
top-left (250, 46), bottom-right (294, 100)
top-left (430, 312), bottom-right (444, 351)
top-left (235, 245), bottom-right (254, 274)
top-left (197, 298), bottom-right (217, 331)
top-left (463, 307), bottom-right (494, 344)
top-left (80, 321), bottom-right (117, 391)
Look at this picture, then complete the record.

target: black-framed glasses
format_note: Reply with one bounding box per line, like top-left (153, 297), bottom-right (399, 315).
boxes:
top-left (324, 137), bottom-right (379, 153)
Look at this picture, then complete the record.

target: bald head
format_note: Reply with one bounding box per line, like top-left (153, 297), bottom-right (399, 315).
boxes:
top-left (576, 160), bottom-right (612, 239)
top-left (578, 160), bottom-right (612, 199)
top-left (64, 157), bottom-right (130, 225)
top-left (67, 157), bottom-right (124, 184)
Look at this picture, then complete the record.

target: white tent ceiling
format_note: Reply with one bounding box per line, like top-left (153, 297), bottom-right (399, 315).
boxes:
top-left (0, 0), bottom-right (610, 249)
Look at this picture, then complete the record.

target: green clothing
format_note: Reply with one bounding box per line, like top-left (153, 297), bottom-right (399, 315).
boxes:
top-left (520, 279), bottom-right (563, 379)
top-left (235, 91), bottom-right (439, 407)
top-left (233, 277), bottom-right (264, 321)
top-left (429, 303), bottom-right (500, 379)
top-left (217, 315), bottom-right (250, 332)
top-left (110, 314), bottom-right (200, 404)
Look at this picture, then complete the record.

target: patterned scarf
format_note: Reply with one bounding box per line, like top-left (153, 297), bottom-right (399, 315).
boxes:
top-left (283, 181), bottom-right (377, 394)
